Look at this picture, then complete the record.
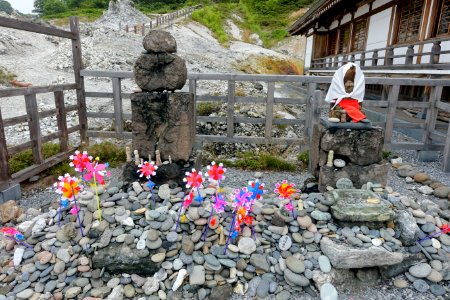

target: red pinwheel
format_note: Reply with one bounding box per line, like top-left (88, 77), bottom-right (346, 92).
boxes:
top-left (206, 161), bottom-right (226, 181)
top-left (183, 190), bottom-right (194, 209)
top-left (441, 224), bottom-right (450, 234)
top-left (138, 161), bottom-right (158, 179)
top-left (1, 227), bottom-right (20, 236)
top-left (55, 174), bottom-right (81, 199)
top-left (274, 180), bottom-right (298, 199)
top-left (183, 169), bottom-right (203, 189)
top-left (84, 161), bottom-right (111, 185)
top-left (69, 151), bottom-right (92, 172)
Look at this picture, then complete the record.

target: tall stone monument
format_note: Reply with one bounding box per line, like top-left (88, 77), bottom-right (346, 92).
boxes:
top-left (124, 30), bottom-right (198, 185)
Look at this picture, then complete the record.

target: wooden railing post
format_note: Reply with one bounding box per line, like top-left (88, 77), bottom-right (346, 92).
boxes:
top-left (0, 108), bottom-right (10, 182)
top-left (70, 16), bottom-right (88, 144)
top-left (422, 86), bottom-right (443, 149)
top-left (304, 82), bottom-right (317, 136)
top-left (227, 80), bottom-right (235, 138)
top-left (405, 45), bottom-right (414, 64)
top-left (444, 122), bottom-right (450, 172)
top-left (360, 52), bottom-right (366, 67)
top-left (125, 24), bottom-right (128, 32)
top-left (342, 54), bottom-right (348, 65)
top-left (384, 85), bottom-right (400, 148)
top-left (333, 56), bottom-right (339, 68)
top-left (189, 79), bottom-right (197, 126)
top-left (350, 54), bottom-right (355, 63)
top-left (309, 90), bottom-right (322, 145)
top-left (431, 41), bottom-right (441, 64)
top-left (25, 93), bottom-right (43, 164)
top-left (112, 78), bottom-right (123, 138)
top-left (141, 24), bottom-right (145, 36)
top-left (372, 50), bottom-right (378, 66)
top-left (385, 47), bottom-right (394, 66)
top-left (265, 82), bottom-right (275, 142)
top-left (54, 91), bottom-right (69, 152)
top-left (134, 25), bottom-right (137, 34)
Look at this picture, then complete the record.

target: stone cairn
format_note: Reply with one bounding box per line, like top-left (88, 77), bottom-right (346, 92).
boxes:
top-left (123, 30), bottom-right (199, 186)
top-left (309, 120), bottom-right (388, 192)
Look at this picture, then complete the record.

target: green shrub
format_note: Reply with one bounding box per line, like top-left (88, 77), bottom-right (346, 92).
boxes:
top-left (382, 150), bottom-right (392, 159)
top-left (0, 0), bottom-right (13, 14)
top-left (297, 150), bottom-right (309, 164)
top-left (223, 151), bottom-right (296, 171)
top-left (192, 4), bottom-right (236, 44)
top-left (84, 141), bottom-right (126, 168)
top-left (197, 101), bottom-right (222, 116)
top-left (0, 67), bottom-right (15, 85)
top-left (9, 142), bottom-right (64, 174)
top-left (44, 0), bottom-right (68, 15)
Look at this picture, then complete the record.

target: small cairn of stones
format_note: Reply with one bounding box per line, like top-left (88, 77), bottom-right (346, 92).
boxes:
top-left (1, 163), bottom-right (450, 299)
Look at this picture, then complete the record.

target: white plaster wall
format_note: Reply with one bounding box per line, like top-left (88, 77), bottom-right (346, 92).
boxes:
top-left (305, 36), bottom-right (313, 69)
top-left (341, 13), bottom-right (352, 25)
top-left (366, 8), bottom-right (392, 51)
top-left (393, 46), bottom-right (407, 65)
top-left (372, 0), bottom-right (391, 9)
top-left (437, 40), bottom-right (450, 63)
top-left (355, 4), bottom-right (370, 18)
top-left (330, 20), bottom-right (339, 30)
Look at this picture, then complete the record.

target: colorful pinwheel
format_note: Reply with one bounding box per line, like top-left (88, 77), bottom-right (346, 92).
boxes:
top-left (55, 174), bottom-right (84, 237)
top-left (176, 190), bottom-right (195, 230)
top-left (83, 158), bottom-right (111, 222)
top-left (247, 180), bottom-right (265, 200)
top-left (184, 169), bottom-right (204, 203)
top-left (69, 151), bottom-right (92, 173)
top-left (206, 161), bottom-right (225, 181)
top-left (138, 161), bottom-right (158, 209)
top-left (1, 227), bottom-right (31, 248)
top-left (275, 180), bottom-right (298, 218)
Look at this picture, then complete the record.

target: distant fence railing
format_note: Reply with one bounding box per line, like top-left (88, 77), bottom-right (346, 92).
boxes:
top-left (80, 70), bottom-right (450, 172)
top-left (122, 6), bottom-right (199, 36)
top-left (311, 36), bottom-right (450, 71)
top-left (0, 16), bottom-right (87, 189)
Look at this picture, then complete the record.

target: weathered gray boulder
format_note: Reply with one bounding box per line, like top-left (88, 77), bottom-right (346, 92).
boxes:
top-left (379, 253), bottom-right (425, 279)
top-left (318, 163), bottom-right (388, 191)
top-left (143, 30), bottom-right (177, 53)
top-left (320, 237), bottom-right (404, 268)
top-left (395, 210), bottom-right (421, 246)
top-left (328, 189), bottom-right (395, 222)
top-left (131, 92), bottom-right (195, 162)
top-left (134, 53), bottom-right (187, 91)
top-left (320, 127), bottom-right (384, 166)
top-left (92, 244), bottom-right (158, 275)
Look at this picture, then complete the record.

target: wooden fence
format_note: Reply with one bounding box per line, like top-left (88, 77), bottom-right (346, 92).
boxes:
top-left (0, 16), bottom-right (87, 189)
top-left (123, 6), bottom-right (198, 36)
top-left (80, 70), bottom-right (450, 171)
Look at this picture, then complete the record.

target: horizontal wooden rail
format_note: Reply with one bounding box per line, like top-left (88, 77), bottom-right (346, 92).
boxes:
top-left (3, 105), bottom-right (78, 127)
top-left (0, 16), bottom-right (76, 39)
top-left (0, 84), bottom-right (77, 98)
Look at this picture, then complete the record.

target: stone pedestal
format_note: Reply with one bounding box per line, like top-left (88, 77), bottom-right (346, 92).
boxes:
top-left (310, 118), bottom-right (388, 192)
top-left (131, 92), bottom-right (195, 162)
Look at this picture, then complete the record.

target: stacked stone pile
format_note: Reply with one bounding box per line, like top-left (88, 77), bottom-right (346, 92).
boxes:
top-left (1, 173), bottom-right (450, 299)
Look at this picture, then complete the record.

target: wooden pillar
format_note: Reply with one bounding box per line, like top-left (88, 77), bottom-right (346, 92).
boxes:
top-left (405, 45), bottom-right (414, 65)
top-left (25, 93), bottom-right (43, 164)
top-left (384, 85), bottom-right (400, 148)
top-left (372, 50), bottom-right (378, 66)
top-left (54, 91), bottom-right (69, 152)
top-left (70, 16), bottom-right (88, 144)
top-left (265, 82), bottom-right (275, 141)
top-left (422, 86), bottom-right (443, 148)
top-left (0, 107), bottom-right (10, 182)
top-left (430, 41), bottom-right (441, 64)
top-left (385, 47), bottom-right (394, 65)
top-left (227, 80), bottom-right (235, 138)
top-left (112, 78), bottom-right (124, 138)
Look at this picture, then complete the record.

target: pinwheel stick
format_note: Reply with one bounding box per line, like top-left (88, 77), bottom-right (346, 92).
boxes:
top-left (418, 230), bottom-right (446, 244)
top-left (58, 196), bottom-right (62, 227)
top-left (175, 198), bottom-right (185, 231)
top-left (71, 187), bottom-right (84, 237)
top-left (289, 199), bottom-right (296, 218)
top-left (224, 212), bottom-right (236, 255)
top-left (203, 206), bottom-right (214, 241)
top-left (5, 235), bottom-right (33, 248)
top-left (92, 170), bottom-right (102, 222)
top-left (149, 184), bottom-right (156, 209)
top-left (196, 186), bottom-right (203, 203)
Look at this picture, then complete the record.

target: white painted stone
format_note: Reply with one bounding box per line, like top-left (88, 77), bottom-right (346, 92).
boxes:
top-left (172, 269), bottom-right (187, 291)
top-left (13, 247), bottom-right (25, 266)
top-left (371, 238), bottom-right (382, 246)
top-left (136, 239), bottom-right (146, 250)
top-left (121, 217), bottom-right (134, 227)
top-left (279, 235), bottom-right (292, 251)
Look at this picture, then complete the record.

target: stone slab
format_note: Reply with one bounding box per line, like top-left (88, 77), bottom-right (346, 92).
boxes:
top-left (320, 118), bottom-right (373, 130)
top-left (0, 183), bottom-right (21, 204)
top-left (327, 189), bottom-right (395, 222)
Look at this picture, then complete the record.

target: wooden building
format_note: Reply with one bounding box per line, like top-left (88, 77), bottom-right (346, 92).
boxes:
top-left (289, 0), bottom-right (450, 76)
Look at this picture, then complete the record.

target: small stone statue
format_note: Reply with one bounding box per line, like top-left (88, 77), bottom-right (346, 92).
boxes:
top-left (155, 150), bottom-right (162, 166)
top-left (134, 150), bottom-right (140, 166)
top-left (325, 63), bottom-right (369, 123)
top-left (126, 147), bottom-right (132, 162)
top-left (326, 150), bottom-right (334, 167)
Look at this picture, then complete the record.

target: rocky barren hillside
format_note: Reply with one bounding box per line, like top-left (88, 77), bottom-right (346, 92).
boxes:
top-left (0, 2), bottom-right (306, 154)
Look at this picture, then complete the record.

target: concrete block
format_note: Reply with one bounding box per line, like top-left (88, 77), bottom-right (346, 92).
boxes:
top-left (0, 184), bottom-right (21, 204)
top-left (416, 150), bottom-right (439, 162)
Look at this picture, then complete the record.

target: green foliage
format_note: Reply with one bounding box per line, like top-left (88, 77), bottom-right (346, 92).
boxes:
top-left (297, 150), bottom-right (309, 164)
top-left (37, 0), bottom-right (108, 17)
top-left (9, 143), bottom-right (63, 174)
top-left (197, 101), bottom-right (222, 116)
top-left (84, 141), bottom-right (126, 168)
top-left (192, 4), bottom-right (237, 44)
top-left (43, 0), bottom-right (68, 15)
top-left (0, 0), bottom-right (13, 14)
top-left (382, 150), bottom-right (392, 159)
top-left (42, 8), bottom-right (104, 22)
top-left (222, 151), bottom-right (296, 171)
top-left (0, 67), bottom-right (16, 85)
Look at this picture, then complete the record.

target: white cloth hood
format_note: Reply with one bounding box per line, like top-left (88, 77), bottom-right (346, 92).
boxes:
top-left (325, 63), bottom-right (365, 107)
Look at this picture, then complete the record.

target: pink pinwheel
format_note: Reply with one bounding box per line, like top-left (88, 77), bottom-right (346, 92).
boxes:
top-left (285, 202), bottom-right (294, 211)
top-left (183, 169), bottom-right (203, 189)
top-left (206, 162), bottom-right (225, 181)
top-left (232, 188), bottom-right (253, 210)
top-left (70, 205), bottom-right (79, 215)
top-left (213, 195), bottom-right (227, 214)
top-left (69, 151), bottom-right (92, 172)
top-left (183, 190), bottom-right (194, 209)
top-left (1, 227), bottom-right (20, 236)
top-left (138, 161), bottom-right (158, 179)
top-left (84, 161), bottom-right (111, 185)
